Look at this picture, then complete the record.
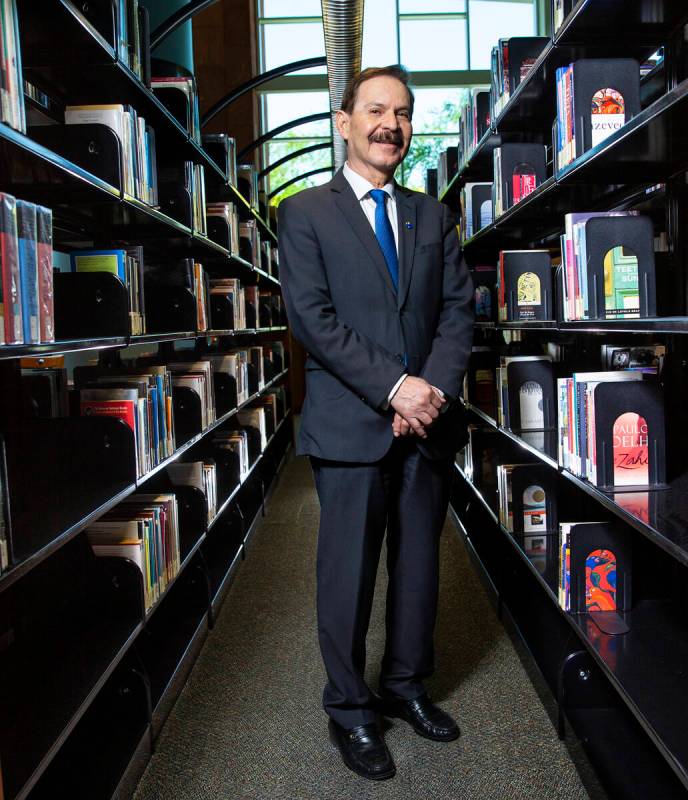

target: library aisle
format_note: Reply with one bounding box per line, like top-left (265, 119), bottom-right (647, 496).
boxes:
top-left (133, 454), bottom-right (597, 800)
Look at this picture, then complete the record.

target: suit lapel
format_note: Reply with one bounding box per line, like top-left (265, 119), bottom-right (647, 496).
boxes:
top-left (330, 170), bottom-right (397, 299)
top-left (396, 188), bottom-right (416, 309)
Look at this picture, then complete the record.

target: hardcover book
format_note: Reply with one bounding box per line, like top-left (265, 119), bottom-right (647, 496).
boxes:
top-left (498, 250), bottom-right (553, 321)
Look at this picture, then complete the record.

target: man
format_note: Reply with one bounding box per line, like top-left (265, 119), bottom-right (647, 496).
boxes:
top-left (278, 65), bottom-right (474, 781)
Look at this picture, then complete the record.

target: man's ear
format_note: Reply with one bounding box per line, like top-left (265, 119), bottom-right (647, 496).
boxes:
top-left (335, 109), bottom-right (349, 142)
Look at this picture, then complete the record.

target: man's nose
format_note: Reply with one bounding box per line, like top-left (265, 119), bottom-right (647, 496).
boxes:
top-left (381, 109), bottom-right (398, 129)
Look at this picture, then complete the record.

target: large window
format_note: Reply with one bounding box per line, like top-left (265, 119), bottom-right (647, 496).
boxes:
top-left (257, 0), bottom-right (540, 202)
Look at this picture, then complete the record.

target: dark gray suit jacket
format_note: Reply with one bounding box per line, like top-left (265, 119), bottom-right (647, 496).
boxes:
top-left (278, 167), bottom-right (474, 463)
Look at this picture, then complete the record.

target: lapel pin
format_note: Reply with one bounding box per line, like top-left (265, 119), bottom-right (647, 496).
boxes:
top-left (405, 221), bottom-right (414, 229)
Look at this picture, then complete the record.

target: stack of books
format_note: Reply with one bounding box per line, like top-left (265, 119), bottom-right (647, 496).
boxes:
top-left (70, 247), bottom-right (146, 335)
top-left (497, 250), bottom-right (553, 322)
top-left (238, 164), bottom-right (259, 208)
top-left (557, 370), bottom-right (665, 487)
top-left (116, 0), bottom-right (151, 84)
top-left (460, 182), bottom-right (493, 242)
top-left (437, 147), bottom-right (458, 199)
top-left (457, 89), bottom-right (491, 168)
top-left (202, 134), bottom-right (237, 185)
top-left (185, 162), bottom-right (207, 236)
top-left (77, 365), bottom-right (175, 478)
top-left (491, 37), bottom-right (549, 118)
top-left (497, 354), bottom-right (555, 432)
top-left (213, 429), bottom-right (250, 484)
top-left (558, 521), bottom-right (632, 617)
top-left (86, 493), bottom-right (180, 614)
top-left (555, 59), bottom-right (641, 170)
top-left (20, 357), bottom-right (69, 418)
top-left (240, 219), bottom-right (261, 267)
top-left (210, 278), bottom-right (246, 330)
top-left (558, 211), bottom-right (656, 321)
top-left (206, 202), bottom-right (240, 256)
top-left (167, 460), bottom-right (218, 525)
top-left (66, 104), bottom-right (158, 204)
top-left (1, 0), bottom-right (25, 133)
top-left (167, 360), bottom-right (216, 430)
top-left (0, 193), bottom-right (54, 345)
top-left (493, 144), bottom-right (547, 217)
top-left (151, 76), bottom-right (201, 143)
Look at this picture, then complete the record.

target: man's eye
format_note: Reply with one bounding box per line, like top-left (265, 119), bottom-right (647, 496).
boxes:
top-left (398, 111), bottom-right (410, 119)
top-left (370, 108), bottom-right (381, 114)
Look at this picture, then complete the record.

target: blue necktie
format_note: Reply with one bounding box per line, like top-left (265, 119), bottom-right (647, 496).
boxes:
top-left (369, 189), bottom-right (399, 292)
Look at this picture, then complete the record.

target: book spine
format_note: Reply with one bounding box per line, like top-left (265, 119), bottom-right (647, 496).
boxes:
top-left (36, 206), bottom-right (54, 343)
top-left (0, 191), bottom-right (22, 343)
top-left (16, 200), bottom-right (38, 344)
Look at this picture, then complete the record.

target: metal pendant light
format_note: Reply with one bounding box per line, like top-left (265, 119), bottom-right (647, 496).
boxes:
top-left (320, 0), bottom-right (365, 170)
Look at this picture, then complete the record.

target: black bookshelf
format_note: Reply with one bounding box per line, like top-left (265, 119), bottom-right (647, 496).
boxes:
top-left (0, 2), bottom-right (291, 797)
top-left (443, 3), bottom-right (688, 797)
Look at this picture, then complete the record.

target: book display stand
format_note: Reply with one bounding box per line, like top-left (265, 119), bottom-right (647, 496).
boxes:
top-left (441, 3), bottom-right (688, 797)
top-left (0, 3), bottom-right (293, 799)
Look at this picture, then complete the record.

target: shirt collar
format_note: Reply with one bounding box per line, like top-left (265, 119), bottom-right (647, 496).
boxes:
top-left (343, 162), bottom-right (396, 202)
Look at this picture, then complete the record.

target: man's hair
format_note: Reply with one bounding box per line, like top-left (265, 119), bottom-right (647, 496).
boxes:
top-left (340, 65), bottom-right (414, 116)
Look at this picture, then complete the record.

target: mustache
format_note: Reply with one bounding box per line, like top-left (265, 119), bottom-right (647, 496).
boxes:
top-left (370, 130), bottom-right (403, 145)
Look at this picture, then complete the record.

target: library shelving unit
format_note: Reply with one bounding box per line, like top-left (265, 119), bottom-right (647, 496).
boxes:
top-left (0, 3), bottom-right (293, 799)
top-left (441, 2), bottom-right (688, 798)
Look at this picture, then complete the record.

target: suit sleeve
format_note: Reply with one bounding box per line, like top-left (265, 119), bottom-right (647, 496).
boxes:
top-left (419, 204), bottom-right (474, 399)
top-left (278, 197), bottom-right (406, 410)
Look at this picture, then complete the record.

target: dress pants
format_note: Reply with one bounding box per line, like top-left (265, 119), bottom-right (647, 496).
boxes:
top-left (311, 438), bottom-right (452, 729)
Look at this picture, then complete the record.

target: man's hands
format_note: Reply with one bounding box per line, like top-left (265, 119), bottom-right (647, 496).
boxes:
top-left (390, 376), bottom-right (446, 439)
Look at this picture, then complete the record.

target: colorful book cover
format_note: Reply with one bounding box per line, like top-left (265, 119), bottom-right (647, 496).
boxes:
top-left (16, 200), bottom-right (38, 344)
top-left (523, 484), bottom-right (547, 531)
top-left (603, 245), bottom-right (639, 318)
top-left (0, 191), bottom-right (22, 344)
top-left (591, 88), bottom-right (625, 148)
top-left (613, 411), bottom-right (649, 485)
top-left (585, 548), bottom-right (617, 611)
top-left (71, 249), bottom-right (127, 282)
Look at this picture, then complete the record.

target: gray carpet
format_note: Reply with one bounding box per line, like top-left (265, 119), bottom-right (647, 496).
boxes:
top-left (133, 455), bottom-right (593, 800)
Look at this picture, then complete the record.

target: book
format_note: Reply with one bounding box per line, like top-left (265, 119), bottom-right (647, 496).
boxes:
top-left (471, 266), bottom-right (497, 322)
top-left (498, 250), bottom-right (553, 321)
top-left (491, 37), bottom-right (549, 118)
top-left (558, 521), bottom-right (632, 617)
top-left (497, 355), bottom-right (555, 432)
top-left (493, 144), bottom-right (547, 217)
top-left (36, 206), bottom-right (54, 343)
top-left (0, 0), bottom-right (26, 133)
top-left (555, 60), bottom-right (641, 170)
top-left (16, 200), bottom-right (38, 344)
top-left (0, 191), bottom-right (22, 344)
top-left (70, 248), bottom-right (145, 335)
top-left (460, 183), bottom-right (493, 242)
top-left (558, 211), bottom-right (656, 321)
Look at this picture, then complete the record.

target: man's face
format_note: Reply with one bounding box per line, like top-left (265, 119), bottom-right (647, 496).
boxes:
top-left (336, 76), bottom-right (413, 177)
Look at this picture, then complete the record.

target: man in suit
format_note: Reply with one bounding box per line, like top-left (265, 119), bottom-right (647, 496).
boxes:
top-left (278, 65), bottom-right (474, 781)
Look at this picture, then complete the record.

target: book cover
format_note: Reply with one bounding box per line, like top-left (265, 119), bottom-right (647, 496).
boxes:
top-left (16, 200), bottom-right (38, 344)
top-left (0, 191), bottom-right (22, 343)
top-left (36, 206), bottom-right (54, 343)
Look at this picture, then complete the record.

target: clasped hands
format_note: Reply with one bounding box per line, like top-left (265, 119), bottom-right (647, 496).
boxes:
top-left (390, 376), bottom-right (446, 440)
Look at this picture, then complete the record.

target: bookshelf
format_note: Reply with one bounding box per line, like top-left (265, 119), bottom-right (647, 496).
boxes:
top-left (0, 2), bottom-right (292, 799)
top-left (440, 2), bottom-right (688, 797)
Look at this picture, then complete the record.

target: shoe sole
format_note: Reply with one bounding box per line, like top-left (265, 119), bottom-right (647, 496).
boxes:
top-left (381, 709), bottom-right (461, 742)
top-left (328, 727), bottom-right (397, 781)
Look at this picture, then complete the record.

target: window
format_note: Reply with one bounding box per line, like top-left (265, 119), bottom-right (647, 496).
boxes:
top-left (261, 91), bottom-right (332, 202)
top-left (257, 0), bottom-right (541, 201)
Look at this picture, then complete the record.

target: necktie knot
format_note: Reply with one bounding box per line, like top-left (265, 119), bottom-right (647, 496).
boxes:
top-left (369, 188), bottom-right (387, 207)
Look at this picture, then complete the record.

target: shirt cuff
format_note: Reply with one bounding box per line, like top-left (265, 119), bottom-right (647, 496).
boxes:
top-left (381, 373), bottom-right (407, 410)
top-left (432, 385), bottom-right (451, 414)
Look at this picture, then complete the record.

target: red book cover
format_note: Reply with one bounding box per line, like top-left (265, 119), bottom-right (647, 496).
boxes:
top-left (80, 399), bottom-right (136, 432)
top-left (1, 192), bottom-right (23, 344)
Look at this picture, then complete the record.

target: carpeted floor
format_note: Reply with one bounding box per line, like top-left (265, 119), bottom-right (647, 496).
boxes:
top-left (133, 454), bottom-right (594, 800)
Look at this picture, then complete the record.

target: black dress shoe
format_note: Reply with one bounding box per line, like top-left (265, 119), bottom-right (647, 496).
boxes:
top-left (328, 719), bottom-right (396, 780)
top-left (378, 692), bottom-right (460, 742)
